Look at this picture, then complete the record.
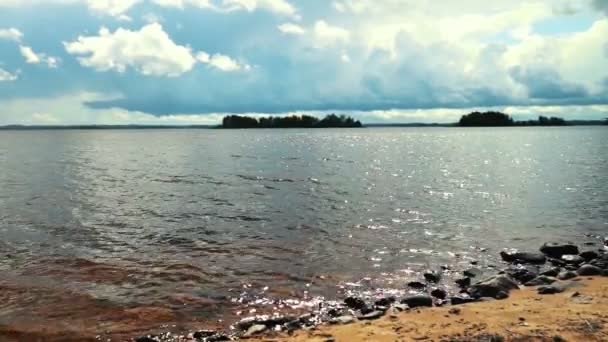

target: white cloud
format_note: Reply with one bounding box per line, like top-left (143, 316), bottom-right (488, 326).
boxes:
top-left (313, 20), bottom-right (350, 47)
top-left (196, 51), bottom-right (250, 71)
top-left (0, 68), bottom-right (18, 81)
top-left (85, 0), bottom-right (141, 18)
top-left (0, 27), bottom-right (23, 42)
top-left (278, 22), bottom-right (305, 35)
top-left (19, 45), bottom-right (59, 68)
top-left (222, 0), bottom-right (297, 17)
top-left (64, 23), bottom-right (196, 77)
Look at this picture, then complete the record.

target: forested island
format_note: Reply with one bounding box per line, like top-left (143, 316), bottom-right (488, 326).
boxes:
top-left (221, 114), bottom-right (362, 129)
top-left (459, 111), bottom-right (568, 127)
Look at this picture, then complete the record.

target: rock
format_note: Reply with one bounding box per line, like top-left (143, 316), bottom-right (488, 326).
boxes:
top-left (407, 281), bottom-right (426, 289)
top-left (463, 268), bottom-right (482, 278)
top-left (327, 308), bottom-right (344, 318)
top-left (450, 296), bottom-right (475, 305)
top-left (357, 310), bottom-right (384, 320)
top-left (548, 258), bottom-right (567, 267)
top-left (524, 276), bottom-right (556, 286)
top-left (431, 288), bottom-right (447, 300)
top-left (400, 295), bottom-right (433, 308)
top-left (602, 270), bottom-right (608, 277)
top-left (538, 285), bottom-right (563, 295)
top-left (500, 251), bottom-right (546, 264)
top-left (136, 337), bottom-right (159, 342)
top-left (557, 271), bottom-right (578, 280)
top-left (577, 264), bottom-right (602, 276)
top-left (468, 275), bottom-right (519, 299)
top-left (540, 267), bottom-right (561, 277)
top-left (494, 291), bottom-right (509, 300)
top-left (455, 277), bottom-right (471, 288)
top-left (206, 335), bottom-right (230, 342)
top-left (193, 330), bottom-right (216, 339)
top-left (243, 324), bottom-right (267, 337)
top-left (505, 268), bottom-right (538, 283)
top-left (580, 251), bottom-right (599, 262)
top-left (540, 243), bottom-right (579, 258)
top-left (392, 304), bottom-right (408, 311)
top-left (562, 254), bottom-right (585, 265)
top-left (330, 315), bottom-right (355, 325)
top-left (374, 297), bottom-right (395, 307)
top-left (344, 296), bottom-right (366, 310)
top-left (359, 305), bottom-right (375, 315)
top-left (448, 308), bottom-right (461, 315)
top-left (423, 271), bottom-right (441, 283)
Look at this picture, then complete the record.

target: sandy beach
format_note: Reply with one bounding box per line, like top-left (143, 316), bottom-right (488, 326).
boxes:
top-left (248, 277), bottom-right (608, 342)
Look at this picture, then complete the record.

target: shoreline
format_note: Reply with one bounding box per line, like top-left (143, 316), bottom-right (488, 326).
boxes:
top-left (130, 241), bottom-right (608, 342)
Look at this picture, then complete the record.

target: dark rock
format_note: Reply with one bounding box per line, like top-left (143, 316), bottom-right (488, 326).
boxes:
top-left (431, 288), bottom-right (447, 300)
top-left (505, 268), bottom-right (538, 283)
top-left (357, 310), bottom-right (384, 320)
top-left (524, 276), bottom-right (556, 286)
top-left (450, 296), bottom-right (475, 305)
top-left (540, 243), bottom-right (579, 258)
top-left (193, 330), bottom-right (216, 339)
top-left (557, 271), bottom-right (578, 280)
top-left (562, 254), bottom-right (585, 265)
top-left (327, 308), bottom-right (344, 318)
top-left (540, 267), bottom-right (561, 277)
top-left (136, 337), bottom-right (159, 342)
top-left (470, 260), bottom-right (479, 265)
top-left (580, 251), bottom-right (599, 262)
top-left (468, 275), bottom-right (519, 299)
top-left (577, 264), bottom-right (602, 276)
top-left (455, 277), bottom-right (471, 288)
top-left (494, 291), bottom-right (509, 300)
top-left (500, 251), bottom-right (546, 264)
top-left (423, 271), bottom-right (441, 283)
top-left (407, 281), bottom-right (426, 289)
top-left (243, 324), bottom-right (267, 337)
top-left (330, 315), bottom-right (355, 325)
top-left (602, 269), bottom-right (608, 277)
top-left (538, 285), bottom-right (563, 295)
top-left (584, 242), bottom-right (596, 246)
top-left (359, 305), bottom-right (374, 315)
top-left (344, 296), bottom-right (366, 310)
top-left (206, 335), bottom-right (230, 342)
top-left (463, 268), bottom-right (482, 278)
top-left (392, 304), bottom-right (408, 311)
top-left (548, 258), bottom-right (567, 267)
top-left (374, 297), bottom-right (395, 307)
top-left (400, 295), bottom-right (433, 308)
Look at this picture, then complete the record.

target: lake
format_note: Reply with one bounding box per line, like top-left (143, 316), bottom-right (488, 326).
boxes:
top-left (0, 127), bottom-right (606, 340)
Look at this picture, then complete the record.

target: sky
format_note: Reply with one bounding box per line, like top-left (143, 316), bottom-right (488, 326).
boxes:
top-left (0, 0), bottom-right (607, 125)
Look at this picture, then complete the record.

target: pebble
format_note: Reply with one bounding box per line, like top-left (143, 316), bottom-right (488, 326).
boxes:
top-left (577, 264), bottom-right (602, 276)
top-left (400, 295), bottom-right (433, 308)
top-left (540, 243), bottom-right (579, 258)
top-left (243, 324), bottom-right (267, 337)
top-left (357, 310), bottom-right (385, 320)
top-left (557, 271), bottom-right (578, 280)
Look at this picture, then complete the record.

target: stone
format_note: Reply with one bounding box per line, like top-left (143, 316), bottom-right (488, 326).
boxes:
top-left (500, 251), bottom-right (546, 264)
top-left (557, 271), bottom-right (578, 280)
top-left (538, 286), bottom-right (563, 295)
top-left (243, 324), bottom-right (267, 337)
top-left (577, 264), bottom-right (602, 276)
top-left (540, 267), bottom-right (561, 277)
top-left (455, 277), bottom-right (471, 288)
top-left (330, 315), bottom-right (355, 325)
top-left (357, 310), bottom-right (385, 320)
top-left (136, 337), bottom-right (159, 342)
top-left (374, 296), bottom-right (396, 307)
top-left (468, 275), bottom-right (519, 299)
top-left (193, 330), bottom-right (216, 339)
top-left (450, 296), bottom-right (475, 305)
top-left (400, 295), bottom-right (433, 308)
top-left (344, 296), bottom-right (366, 310)
top-left (407, 281), bottom-right (426, 289)
top-left (524, 276), bottom-right (556, 286)
top-left (580, 251), bottom-right (599, 262)
top-left (431, 288), bottom-right (447, 300)
top-left (540, 243), bottom-right (579, 258)
top-left (602, 269), bottom-right (608, 277)
top-left (392, 304), bottom-right (408, 311)
top-left (206, 335), bottom-right (230, 342)
top-left (562, 254), bottom-right (585, 265)
top-left (463, 268), bottom-right (482, 278)
top-left (424, 271), bottom-right (442, 283)
top-left (505, 268), bottom-right (538, 283)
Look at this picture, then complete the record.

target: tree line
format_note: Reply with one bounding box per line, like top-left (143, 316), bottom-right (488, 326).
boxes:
top-left (221, 114), bottom-right (363, 129)
top-left (459, 111), bottom-right (568, 126)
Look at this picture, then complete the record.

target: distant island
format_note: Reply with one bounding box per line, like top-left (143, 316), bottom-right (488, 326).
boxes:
top-left (459, 111), bottom-right (568, 127)
top-left (221, 114), bottom-right (362, 129)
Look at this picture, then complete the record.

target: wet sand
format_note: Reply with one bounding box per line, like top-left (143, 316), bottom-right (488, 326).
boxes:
top-left (250, 277), bottom-right (608, 342)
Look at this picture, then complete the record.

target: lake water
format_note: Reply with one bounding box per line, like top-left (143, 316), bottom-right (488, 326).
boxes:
top-left (0, 127), bottom-right (606, 340)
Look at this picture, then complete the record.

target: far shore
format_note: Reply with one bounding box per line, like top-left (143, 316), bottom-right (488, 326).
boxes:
top-left (251, 276), bottom-right (608, 342)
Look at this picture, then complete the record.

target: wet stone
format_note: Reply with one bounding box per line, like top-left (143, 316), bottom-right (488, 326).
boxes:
top-left (580, 250), bottom-right (599, 262)
top-left (557, 271), bottom-right (578, 280)
top-left (468, 275), bottom-right (519, 299)
top-left (344, 296), bottom-right (366, 310)
top-left (330, 315), bottom-right (355, 325)
top-left (577, 264), bottom-right (602, 276)
top-left (136, 337), bottom-right (159, 342)
top-left (193, 330), bottom-right (216, 339)
top-left (561, 254), bottom-right (585, 265)
top-left (408, 281), bottom-right (426, 289)
top-left (357, 310), bottom-right (385, 320)
top-left (431, 288), bottom-right (447, 300)
top-left (374, 296), bottom-right (396, 307)
top-left (424, 271), bottom-right (442, 283)
top-left (538, 285), bottom-right (563, 295)
top-left (540, 267), bottom-right (561, 277)
top-left (500, 251), bottom-right (546, 264)
top-left (505, 268), bottom-right (538, 283)
top-left (455, 277), bottom-right (471, 288)
top-left (401, 295), bottom-right (433, 308)
top-left (540, 243), bottom-right (579, 258)
top-left (464, 268), bottom-right (482, 278)
top-left (524, 276), bottom-right (556, 286)
top-left (451, 296), bottom-right (475, 305)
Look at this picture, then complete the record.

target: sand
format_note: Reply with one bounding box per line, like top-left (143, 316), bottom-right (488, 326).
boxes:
top-left (248, 277), bottom-right (608, 342)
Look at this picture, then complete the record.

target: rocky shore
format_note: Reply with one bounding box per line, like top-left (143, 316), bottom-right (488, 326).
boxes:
top-left (135, 238), bottom-right (608, 342)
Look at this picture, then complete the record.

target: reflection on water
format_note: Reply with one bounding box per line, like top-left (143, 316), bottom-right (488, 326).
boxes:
top-left (0, 127), bottom-right (607, 340)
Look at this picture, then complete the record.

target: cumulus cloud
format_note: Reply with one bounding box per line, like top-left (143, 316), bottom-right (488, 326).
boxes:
top-left (0, 27), bottom-right (23, 42)
top-left (313, 20), bottom-right (350, 47)
top-left (278, 22), bottom-right (305, 35)
top-left (593, 0), bottom-right (608, 15)
top-left (0, 67), bottom-right (18, 81)
top-left (196, 51), bottom-right (250, 71)
top-left (64, 23), bottom-right (196, 77)
top-left (0, 0), bottom-right (141, 18)
top-left (19, 45), bottom-right (59, 68)
top-left (152, 0), bottom-right (297, 16)
top-left (510, 66), bottom-right (589, 99)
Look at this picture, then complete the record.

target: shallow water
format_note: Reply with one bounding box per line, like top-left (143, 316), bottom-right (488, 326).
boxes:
top-left (0, 127), bottom-right (606, 340)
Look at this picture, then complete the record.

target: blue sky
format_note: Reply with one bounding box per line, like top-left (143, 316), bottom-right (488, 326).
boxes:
top-left (0, 0), bottom-right (607, 125)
